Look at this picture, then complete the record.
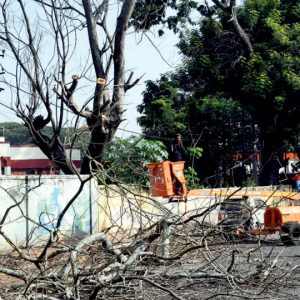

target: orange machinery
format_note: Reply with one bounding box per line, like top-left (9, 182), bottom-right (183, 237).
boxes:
top-left (147, 161), bottom-right (187, 198)
top-left (245, 206), bottom-right (300, 246)
top-left (147, 161), bottom-right (300, 245)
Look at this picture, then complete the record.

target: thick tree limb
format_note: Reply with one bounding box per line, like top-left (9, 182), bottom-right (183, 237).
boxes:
top-left (211, 0), bottom-right (253, 56)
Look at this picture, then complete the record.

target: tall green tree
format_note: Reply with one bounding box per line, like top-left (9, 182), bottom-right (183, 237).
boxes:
top-left (236, 0), bottom-right (300, 184)
top-left (137, 74), bottom-right (187, 138)
top-left (138, 0), bottom-right (300, 186)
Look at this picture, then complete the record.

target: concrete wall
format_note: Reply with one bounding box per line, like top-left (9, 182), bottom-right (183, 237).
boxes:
top-left (97, 185), bottom-right (221, 236)
top-left (0, 176), bottom-right (298, 251)
top-left (0, 175), bottom-right (99, 250)
top-left (0, 177), bottom-right (222, 250)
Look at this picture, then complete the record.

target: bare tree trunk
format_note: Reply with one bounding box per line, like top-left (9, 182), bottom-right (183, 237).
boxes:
top-left (80, 0), bottom-right (136, 174)
top-left (0, 0), bottom-right (139, 175)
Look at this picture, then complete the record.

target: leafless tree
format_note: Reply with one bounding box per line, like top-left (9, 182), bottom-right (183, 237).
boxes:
top-left (0, 49), bottom-right (4, 92)
top-left (0, 175), bottom-right (299, 299)
top-left (0, 0), bottom-right (143, 174)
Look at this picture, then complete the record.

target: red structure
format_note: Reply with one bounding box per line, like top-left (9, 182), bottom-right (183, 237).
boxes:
top-left (0, 137), bottom-right (81, 175)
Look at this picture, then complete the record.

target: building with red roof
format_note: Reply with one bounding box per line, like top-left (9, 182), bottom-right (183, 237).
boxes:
top-left (0, 136), bottom-right (81, 175)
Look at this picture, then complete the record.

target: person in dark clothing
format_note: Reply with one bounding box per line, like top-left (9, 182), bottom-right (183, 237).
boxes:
top-left (168, 133), bottom-right (186, 162)
top-left (168, 133), bottom-right (186, 195)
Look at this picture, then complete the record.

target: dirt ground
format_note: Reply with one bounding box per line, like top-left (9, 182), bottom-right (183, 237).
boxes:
top-left (1, 241), bottom-right (300, 300)
top-left (0, 274), bottom-right (23, 299)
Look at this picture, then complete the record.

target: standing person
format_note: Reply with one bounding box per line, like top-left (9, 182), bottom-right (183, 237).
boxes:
top-left (168, 133), bottom-right (186, 195)
top-left (168, 133), bottom-right (186, 162)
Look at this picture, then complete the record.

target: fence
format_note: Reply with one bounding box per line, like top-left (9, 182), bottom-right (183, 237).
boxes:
top-left (0, 175), bottom-right (219, 250)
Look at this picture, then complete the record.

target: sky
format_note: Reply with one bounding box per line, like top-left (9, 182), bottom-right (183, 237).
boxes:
top-left (117, 31), bottom-right (181, 138)
top-left (0, 1), bottom-right (181, 139)
top-left (0, 1), bottom-right (246, 139)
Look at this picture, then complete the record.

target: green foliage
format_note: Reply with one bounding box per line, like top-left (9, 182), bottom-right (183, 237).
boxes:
top-left (138, 0), bottom-right (300, 186)
top-left (137, 74), bottom-right (187, 138)
top-left (0, 122), bottom-right (84, 149)
top-left (0, 122), bottom-right (32, 145)
top-left (184, 166), bottom-right (201, 190)
top-left (186, 146), bottom-right (203, 159)
top-left (199, 96), bottom-right (242, 117)
top-left (130, 0), bottom-right (198, 34)
top-left (195, 0), bottom-right (300, 146)
top-left (240, 54), bottom-right (273, 99)
top-left (185, 147), bottom-right (202, 189)
top-left (103, 136), bottom-right (168, 185)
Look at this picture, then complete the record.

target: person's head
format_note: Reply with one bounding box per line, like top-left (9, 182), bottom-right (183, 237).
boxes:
top-left (175, 133), bottom-right (182, 143)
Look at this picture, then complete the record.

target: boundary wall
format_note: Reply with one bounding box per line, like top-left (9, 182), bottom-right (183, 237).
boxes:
top-left (0, 176), bottom-right (99, 250)
top-left (0, 175), bottom-right (298, 250)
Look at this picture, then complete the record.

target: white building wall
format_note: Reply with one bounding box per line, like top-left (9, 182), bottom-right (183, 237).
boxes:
top-left (0, 143), bottom-right (81, 161)
top-left (66, 148), bottom-right (81, 161)
top-left (10, 146), bottom-right (46, 160)
top-left (4, 166), bottom-right (11, 175)
top-left (0, 142), bottom-right (11, 157)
